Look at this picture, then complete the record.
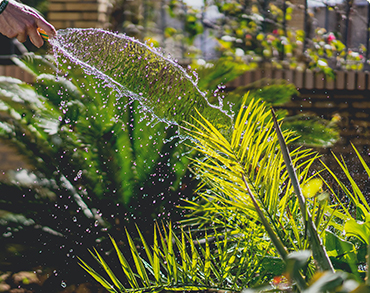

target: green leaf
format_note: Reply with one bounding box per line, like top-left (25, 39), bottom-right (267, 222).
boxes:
top-left (260, 256), bottom-right (285, 278)
top-left (165, 224), bottom-right (178, 284)
top-left (153, 227), bottom-right (161, 283)
top-left (91, 248), bottom-right (126, 291)
top-left (125, 229), bottom-right (151, 286)
top-left (344, 219), bottom-right (370, 245)
top-left (78, 257), bottom-right (119, 293)
top-left (136, 224), bottom-right (153, 266)
top-left (303, 271), bottom-right (346, 293)
top-left (110, 235), bottom-right (139, 289)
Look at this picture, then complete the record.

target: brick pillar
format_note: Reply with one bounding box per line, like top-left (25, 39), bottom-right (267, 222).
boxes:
top-left (48, 0), bottom-right (113, 30)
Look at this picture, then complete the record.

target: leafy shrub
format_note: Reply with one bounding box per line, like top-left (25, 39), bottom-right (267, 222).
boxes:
top-left (0, 54), bottom-right (196, 280)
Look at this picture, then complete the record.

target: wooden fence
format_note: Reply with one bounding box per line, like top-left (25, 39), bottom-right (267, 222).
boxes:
top-left (227, 68), bottom-right (370, 91)
top-left (0, 65), bottom-right (34, 84)
top-left (3, 62), bottom-right (370, 92)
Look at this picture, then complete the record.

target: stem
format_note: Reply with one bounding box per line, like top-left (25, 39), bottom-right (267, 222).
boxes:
top-left (271, 108), bottom-right (334, 273)
top-left (241, 175), bottom-right (306, 291)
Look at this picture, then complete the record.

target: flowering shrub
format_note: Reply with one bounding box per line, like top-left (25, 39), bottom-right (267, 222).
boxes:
top-left (221, 26), bottom-right (365, 76)
top-left (165, 1), bottom-right (366, 75)
top-left (306, 28), bottom-right (365, 76)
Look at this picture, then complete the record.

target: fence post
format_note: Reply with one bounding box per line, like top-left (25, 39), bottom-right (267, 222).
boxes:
top-left (160, 0), bottom-right (166, 48)
top-left (366, 1), bottom-right (370, 61)
top-left (325, 1), bottom-right (329, 31)
top-left (344, 0), bottom-right (352, 53)
top-left (303, 0), bottom-right (308, 51)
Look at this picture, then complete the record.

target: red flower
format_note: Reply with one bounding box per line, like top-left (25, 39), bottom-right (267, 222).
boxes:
top-left (272, 276), bottom-right (283, 285)
top-left (327, 33), bottom-right (336, 44)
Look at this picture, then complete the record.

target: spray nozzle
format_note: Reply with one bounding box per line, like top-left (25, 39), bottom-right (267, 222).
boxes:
top-left (37, 28), bottom-right (49, 41)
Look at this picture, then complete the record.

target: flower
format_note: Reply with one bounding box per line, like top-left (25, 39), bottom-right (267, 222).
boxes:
top-left (327, 33), bottom-right (336, 44)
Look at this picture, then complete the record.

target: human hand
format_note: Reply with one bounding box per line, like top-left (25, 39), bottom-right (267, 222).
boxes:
top-left (0, 0), bottom-right (56, 48)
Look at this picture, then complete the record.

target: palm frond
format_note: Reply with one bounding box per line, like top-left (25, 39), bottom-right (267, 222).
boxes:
top-left (184, 97), bottom-right (319, 252)
top-left (80, 225), bottom-right (263, 292)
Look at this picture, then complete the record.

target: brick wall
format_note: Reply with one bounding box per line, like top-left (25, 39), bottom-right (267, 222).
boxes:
top-left (48, 0), bottom-right (113, 29)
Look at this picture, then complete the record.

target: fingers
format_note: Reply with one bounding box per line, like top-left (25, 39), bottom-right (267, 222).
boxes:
top-left (28, 17), bottom-right (56, 47)
top-left (0, 1), bottom-right (56, 46)
top-left (28, 26), bottom-right (44, 48)
top-left (36, 18), bottom-right (56, 39)
top-left (16, 31), bottom-right (27, 43)
top-left (17, 23), bottom-right (52, 47)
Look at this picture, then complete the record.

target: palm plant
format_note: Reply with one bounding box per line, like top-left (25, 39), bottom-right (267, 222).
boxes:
top-left (80, 224), bottom-right (268, 292)
top-left (79, 97), bottom-right (368, 292)
top-left (184, 97), bottom-right (332, 274)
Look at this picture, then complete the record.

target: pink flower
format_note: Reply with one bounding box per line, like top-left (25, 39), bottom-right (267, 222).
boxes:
top-left (327, 33), bottom-right (336, 44)
top-left (273, 29), bottom-right (278, 35)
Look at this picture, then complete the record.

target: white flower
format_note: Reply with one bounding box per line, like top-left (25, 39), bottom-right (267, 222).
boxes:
top-left (197, 59), bottom-right (206, 66)
top-left (235, 48), bottom-right (245, 57)
top-left (318, 59), bottom-right (328, 67)
top-left (221, 35), bottom-right (236, 42)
